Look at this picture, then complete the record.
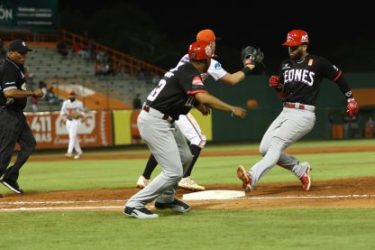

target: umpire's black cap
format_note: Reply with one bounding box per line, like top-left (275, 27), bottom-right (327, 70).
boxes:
top-left (8, 39), bottom-right (32, 53)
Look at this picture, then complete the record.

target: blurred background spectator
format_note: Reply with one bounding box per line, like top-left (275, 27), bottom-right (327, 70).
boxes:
top-left (132, 93), bottom-right (142, 109)
top-left (57, 40), bottom-right (69, 58)
top-left (31, 96), bottom-right (39, 112)
top-left (94, 51), bottom-right (114, 76)
top-left (39, 81), bottom-right (48, 98)
top-left (151, 73), bottom-right (161, 85)
top-left (364, 116), bottom-right (374, 138)
top-left (45, 86), bottom-right (60, 105)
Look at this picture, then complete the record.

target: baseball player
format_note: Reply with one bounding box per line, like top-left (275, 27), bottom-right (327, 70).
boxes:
top-left (136, 29), bottom-right (257, 191)
top-left (60, 91), bottom-right (85, 159)
top-left (124, 40), bottom-right (246, 219)
top-left (237, 29), bottom-right (359, 192)
top-left (0, 40), bottom-right (44, 194)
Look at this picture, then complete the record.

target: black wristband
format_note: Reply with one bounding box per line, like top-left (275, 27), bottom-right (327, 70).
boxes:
top-left (241, 66), bottom-right (252, 76)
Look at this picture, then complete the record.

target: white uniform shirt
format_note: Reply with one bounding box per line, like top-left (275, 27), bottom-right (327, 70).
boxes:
top-left (60, 99), bottom-right (85, 119)
top-left (174, 54), bottom-right (228, 82)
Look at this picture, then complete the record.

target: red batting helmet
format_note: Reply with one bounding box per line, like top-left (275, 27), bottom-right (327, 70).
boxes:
top-left (282, 29), bottom-right (309, 46)
top-left (188, 41), bottom-right (213, 61)
top-left (196, 29), bottom-right (216, 43)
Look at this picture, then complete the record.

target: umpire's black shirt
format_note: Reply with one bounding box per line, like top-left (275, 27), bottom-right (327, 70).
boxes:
top-left (0, 58), bottom-right (27, 112)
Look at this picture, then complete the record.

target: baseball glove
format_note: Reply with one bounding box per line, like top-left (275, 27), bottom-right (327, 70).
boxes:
top-left (70, 110), bottom-right (81, 119)
top-left (241, 46), bottom-right (264, 66)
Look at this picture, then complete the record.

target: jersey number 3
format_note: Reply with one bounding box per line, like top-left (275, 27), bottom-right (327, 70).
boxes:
top-left (147, 79), bottom-right (166, 101)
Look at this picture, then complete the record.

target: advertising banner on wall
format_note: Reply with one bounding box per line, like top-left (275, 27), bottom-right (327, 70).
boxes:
top-left (0, 0), bottom-right (59, 32)
top-left (25, 111), bottom-right (113, 149)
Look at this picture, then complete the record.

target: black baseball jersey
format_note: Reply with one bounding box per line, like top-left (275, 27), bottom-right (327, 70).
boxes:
top-left (278, 54), bottom-right (345, 105)
top-left (0, 58), bottom-right (27, 111)
top-left (145, 63), bottom-right (207, 120)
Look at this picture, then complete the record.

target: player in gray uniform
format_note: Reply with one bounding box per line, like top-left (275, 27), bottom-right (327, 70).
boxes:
top-left (124, 40), bottom-right (247, 219)
top-left (237, 29), bottom-right (359, 192)
top-left (136, 29), bottom-right (255, 191)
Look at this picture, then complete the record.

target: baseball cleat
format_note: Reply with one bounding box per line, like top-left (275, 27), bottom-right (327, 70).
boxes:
top-left (136, 176), bottom-right (150, 189)
top-left (237, 165), bottom-right (253, 192)
top-left (0, 178), bottom-right (24, 194)
top-left (154, 199), bottom-right (191, 213)
top-left (65, 153), bottom-right (73, 158)
top-left (178, 177), bottom-right (205, 191)
top-left (299, 161), bottom-right (312, 191)
top-left (73, 154), bottom-right (82, 160)
top-left (123, 206), bottom-right (159, 219)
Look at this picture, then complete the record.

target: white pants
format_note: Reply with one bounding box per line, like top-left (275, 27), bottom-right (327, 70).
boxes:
top-left (175, 113), bottom-right (206, 148)
top-left (66, 119), bottom-right (82, 155)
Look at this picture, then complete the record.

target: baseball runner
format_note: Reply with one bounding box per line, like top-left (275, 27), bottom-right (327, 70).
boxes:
top-left (124, 40), bottom-right (246, 219)
top-left (60, 91), bottom-right (85, 159)
top-left (237, 29), bottom-right (359, 192)
top-left (136, 29), bottom-right (262, 191)
top-left (0, 40), bottom-right (43, 194)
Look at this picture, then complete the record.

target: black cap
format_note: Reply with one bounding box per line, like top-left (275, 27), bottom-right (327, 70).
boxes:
top-left (8, 39), bottom-right (32, 53)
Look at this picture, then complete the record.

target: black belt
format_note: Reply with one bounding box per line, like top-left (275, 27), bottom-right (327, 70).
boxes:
top-left (143, 105), bottom-right (174, 123)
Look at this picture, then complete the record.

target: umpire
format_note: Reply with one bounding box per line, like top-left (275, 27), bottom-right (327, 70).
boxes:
top-left (0, 39), bottom-right (43, 194)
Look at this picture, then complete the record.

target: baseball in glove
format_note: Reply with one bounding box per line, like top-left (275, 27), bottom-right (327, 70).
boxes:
top-left (241, 46), bottom-right (264, 66)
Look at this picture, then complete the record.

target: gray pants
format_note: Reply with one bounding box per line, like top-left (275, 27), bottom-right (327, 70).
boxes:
top-left (249, 106), bottom-right (316, 187)
top-left (126, 110), bottom-right (192, 209)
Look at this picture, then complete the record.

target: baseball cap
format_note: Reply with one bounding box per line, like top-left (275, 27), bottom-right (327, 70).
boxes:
top-left (196, 29), bottom-right (217, 43)
top-left (69, 91), bottom-right (76, 96)
top-left (8, 39), bottom-right (32, 53)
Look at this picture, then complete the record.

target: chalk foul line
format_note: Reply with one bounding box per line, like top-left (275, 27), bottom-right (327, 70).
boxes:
top-left (0, 194), bottom-right (374, 212)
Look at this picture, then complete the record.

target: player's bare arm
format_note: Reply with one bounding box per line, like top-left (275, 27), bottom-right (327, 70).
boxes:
top-left (219, 65), bottom-right (254, 86)
top-left (195, 92), bottom-right (246, 118)
top-left (4, 88), bottom-right (43, 98)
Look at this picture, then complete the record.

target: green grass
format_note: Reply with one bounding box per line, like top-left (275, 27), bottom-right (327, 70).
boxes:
top-left (1, 139), bottom-right (375, 249)
top-left (1, 209), bottom-right (374, 250)
top-left (3, 151), bottom-right (373, 193)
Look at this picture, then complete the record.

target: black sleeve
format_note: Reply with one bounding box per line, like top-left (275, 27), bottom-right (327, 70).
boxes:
top-left (320, 57), bottom-right (353, 99)
top-left (319, 57), bottom-right (341, 79)
top-left (335, 76), bottom-right (353, 99)
top-left (179, 70), bottom-right (207, 96)
top-left (0, 65), bottom-right (18, 90)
